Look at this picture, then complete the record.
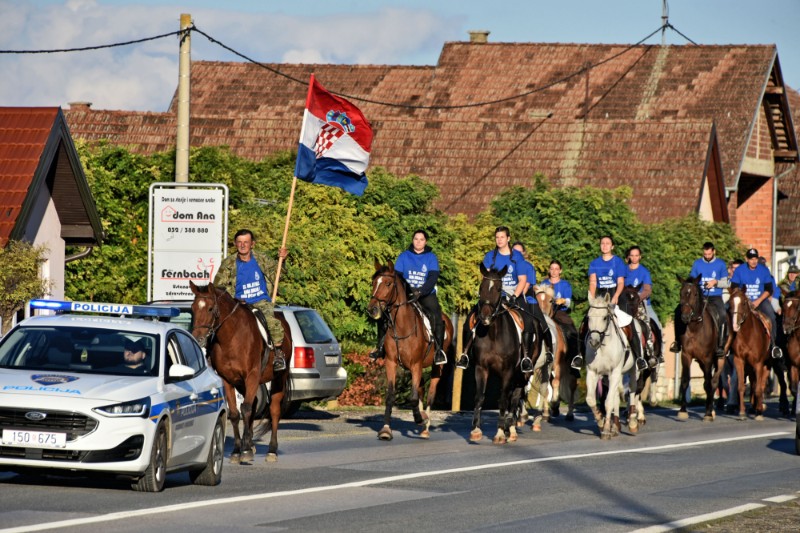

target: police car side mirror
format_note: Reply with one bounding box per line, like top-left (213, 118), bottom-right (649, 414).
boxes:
top-left (168, 363), bottom-right (195, 380)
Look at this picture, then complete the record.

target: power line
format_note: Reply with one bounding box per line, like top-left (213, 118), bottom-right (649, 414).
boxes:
top-left (0, 29), bottom-right (186, 54)
top-left (193, 24), bottom-right (670, 110)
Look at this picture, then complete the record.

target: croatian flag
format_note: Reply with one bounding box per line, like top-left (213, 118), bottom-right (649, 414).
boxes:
top-left (295, 75), bottom-right (373, 196)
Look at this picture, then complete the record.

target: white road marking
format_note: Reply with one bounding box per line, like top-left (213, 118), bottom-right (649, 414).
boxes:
top-left (763, 494), bottom-right (798, 503)
top-left (1, 431), bottom-right (789, 533)
top-left (630, 503), bottom-right (766, 533)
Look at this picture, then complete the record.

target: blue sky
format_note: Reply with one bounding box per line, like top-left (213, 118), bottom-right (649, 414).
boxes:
top-left (2, 0), bottom-right (798, 111)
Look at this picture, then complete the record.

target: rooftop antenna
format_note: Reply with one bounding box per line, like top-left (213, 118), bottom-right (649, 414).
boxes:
top-left (661, 0), bottom-right (669, 45)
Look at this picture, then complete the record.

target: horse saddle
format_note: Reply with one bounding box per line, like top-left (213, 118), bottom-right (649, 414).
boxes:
top-left (410, 301), bottom-right (436, 344)
top-left (467, 304), bottom-right (525, 343)
top-left (752, 309), bottom-right (774, 344)
top-left (614, 307), bottom-right (633, 327)
top-left (250, 308), bottom-right (273, 372)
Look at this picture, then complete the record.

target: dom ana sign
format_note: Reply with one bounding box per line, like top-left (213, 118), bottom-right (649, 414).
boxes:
top-left (147, 183), bottom-right (229, 301)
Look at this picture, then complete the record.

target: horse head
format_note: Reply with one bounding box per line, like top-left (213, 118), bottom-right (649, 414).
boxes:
top-left (782, 290), bottom-right (800, 335)
top-left (478, 263), bottom-right (508, 326)
top-left (677, 274), bottom-right (703, 324)
top-left (728, 286), bottom-right (752, 333)
top-left (619, 283), bottom-right (642, 317)
top-left (189, 280), bottom-right (237, 349)
top-left (586, 293), bottom-right (613, 350)
top-left (534, 284), bottom-right (555, 317)
top-left (368, 260), bottom-right (404, 320)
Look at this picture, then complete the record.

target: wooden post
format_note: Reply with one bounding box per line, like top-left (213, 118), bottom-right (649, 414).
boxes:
top-left (451, 313), bottom-right (463, 412)
top-left (175, 13), bottom-right (191, 183)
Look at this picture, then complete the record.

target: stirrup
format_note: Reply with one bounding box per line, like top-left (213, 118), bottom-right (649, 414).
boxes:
top-left (456, 353), bottom-right (469, 370)
top-left (648, 356), bottom-right (658, 368)
top-left (434, 349), bottom-right (447, 365)
top-left (273, 348), bottom-right (287, 372)
top-left (520, 357), bottom-right (534, 373)
top-left (635, 357), bottom-right (648, 371)
top-left (669, 341), bottom-right (681, 353)
top-left (570, 355), bottom-right (583, 369)
top-left (771, 346), bottom-right (783, 359)
top-left (369, 348), bottom-right (384, 361)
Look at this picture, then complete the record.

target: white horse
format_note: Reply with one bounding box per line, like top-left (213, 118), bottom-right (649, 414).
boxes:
top-left (584, 294), bottom-right (640, 439)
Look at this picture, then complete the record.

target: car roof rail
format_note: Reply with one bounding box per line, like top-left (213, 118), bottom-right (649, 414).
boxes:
top-left (29, 299), bottom-right (180, 318)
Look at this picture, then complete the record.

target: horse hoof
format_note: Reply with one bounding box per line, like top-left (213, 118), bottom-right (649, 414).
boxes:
top-left (420, 429), bottom-right (430, 439)
top-left (703, 415), bottom-right (714, 422)
top-left (629, 425), bottom-right (638, 434)
top-left (515, 419), bottom-right (525, 428)
top-left (755, 414), bottom-right (764, 421)
top-left (266, 452), bottom-right (278, 463)
top-left (241, 450), bottom-right (255, 463)
top-left (532, 423), bottom-right (542, 432)
top-left (565, 413), bottom-right (575, 422)
top-left (469, 429), bottom-right (483, 442)
top-left (677, 411), bottom-right (689, 420)
top-left (737, 414), bottom-right (746, 421)
top-left (230, 454), bottom-right (241, 465)
top-left (600, 431), bottom-right (612, 440)
top-left (378, 426), bottom-right (393, 441)
top-left (508, 432), bottom-right (518, 443)
top-left (492, 436), bottom-right (507, 444)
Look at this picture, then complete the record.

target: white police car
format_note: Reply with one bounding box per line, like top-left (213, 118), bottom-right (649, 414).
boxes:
top-left (0, 300), bottom-right (227, 492)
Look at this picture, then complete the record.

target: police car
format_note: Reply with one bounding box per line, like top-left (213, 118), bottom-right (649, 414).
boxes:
top-left (0, 300), bottom-right (227, 492)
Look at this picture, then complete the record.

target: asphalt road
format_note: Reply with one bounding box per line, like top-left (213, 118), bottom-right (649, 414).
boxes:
top-left (1, 402), bottom-right (798, 533)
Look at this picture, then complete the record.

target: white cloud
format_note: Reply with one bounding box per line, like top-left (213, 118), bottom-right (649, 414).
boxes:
top-left (0, 1), bottom-right (460, 111)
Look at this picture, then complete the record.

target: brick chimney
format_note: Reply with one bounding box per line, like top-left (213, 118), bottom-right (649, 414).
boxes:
top-left (468, 30), bottom-right (490, 44)
top-left (68, 101), bottom-right (92, 110)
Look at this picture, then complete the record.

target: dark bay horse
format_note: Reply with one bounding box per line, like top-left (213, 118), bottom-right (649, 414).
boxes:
top-left (674, 275), bottom-right (731, 421)
top-left (366, 261), bottom-right (454, 440)
top-left (189, 281), bottom-right (292, 462)
top-left (618, 284), bottom-right (661, 430)
top-left (729, 286), bottom-right (770, 420)
top-left (467, 264), bottom-right (527, 444)
top-left (781, 290), bottom-right (800, 418)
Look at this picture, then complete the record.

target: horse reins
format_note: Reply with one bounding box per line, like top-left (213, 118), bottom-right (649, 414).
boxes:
top-left (193, 289), bottom-right (241, 345)
top-left (371, 273), bottom-right (419, 363)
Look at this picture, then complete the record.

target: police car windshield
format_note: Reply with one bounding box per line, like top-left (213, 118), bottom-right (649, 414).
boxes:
top-left (0, 327), bottom-right (159, 377)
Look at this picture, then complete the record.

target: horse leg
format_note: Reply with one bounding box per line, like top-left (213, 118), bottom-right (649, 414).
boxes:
top-left (585, 369), bottom-right (603, 429)
top-left (238, 374), bottom-right (260, 463)
top-left (775, 360), bottom-right (790, 417)
top-left (409, 366), bottom-right (424, 426)
top-left (263, 374), bottom-right (287, 462)
top-left (754, 363), bottom-right (767, 421)
top-left (792, 365), bottom-right (799, 420)
top-left (379, 361), bottom-right (397, 441)
top-left (493, 372), bottom-right (512, 444)
top-left (734, 356), bottom-right (747, 420)
top-left (223, 381), bottom-right (243, 464)
top-left (421, 370), bottom-right (442, 439)
top-left (471, 366), bottom-right (488, 442)
top-left (604, 370), bottom-right (622, 439)
top-left (702, 363), bottom-right (715, 422)
top-left (677, 353), bottom-right (692, 420)
top-left (565, 376), bottom-right (577, 422)
top-left (506, 385), bottom-right (522, 443)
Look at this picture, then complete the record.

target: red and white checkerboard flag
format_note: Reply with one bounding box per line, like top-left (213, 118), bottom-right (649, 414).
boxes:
top-left (295, 75), bottom-right (373, 196)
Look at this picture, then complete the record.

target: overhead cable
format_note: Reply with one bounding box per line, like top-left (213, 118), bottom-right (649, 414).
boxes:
top-left (0, 28), bottom-right (186, 54)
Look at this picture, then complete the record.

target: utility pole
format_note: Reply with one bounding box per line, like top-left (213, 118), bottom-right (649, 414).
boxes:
top-left (175, 13), bottom-right (191, 183)
top-left (661, 0), bottom-right (669, 46)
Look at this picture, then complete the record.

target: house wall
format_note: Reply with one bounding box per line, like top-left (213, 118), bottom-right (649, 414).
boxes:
top-left (21, 186), bottom-right (65, 300)
top-left (734, 175), bottom-right (774, 263)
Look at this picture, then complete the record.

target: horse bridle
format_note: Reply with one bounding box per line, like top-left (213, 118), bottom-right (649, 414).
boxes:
top-left (193, 289), bottom-right (241, 346)
top-left (370, 272), bottom-right (401, 313)
top-left (478, 275), bottom-right (506, 324)
top-left (680, 283), bottom-right (708, 324)
top-left (586, 303), bottom-right (613, 344)
top-left (729, 289), bottom-right (753, 329)
top-left (371, 272), bottom-right (417, 350)
top-left (784, 296), bottom-right (800, 335)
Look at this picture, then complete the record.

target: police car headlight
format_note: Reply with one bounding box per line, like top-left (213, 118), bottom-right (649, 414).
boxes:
top-left (94, 397), bottom-right (151, 418)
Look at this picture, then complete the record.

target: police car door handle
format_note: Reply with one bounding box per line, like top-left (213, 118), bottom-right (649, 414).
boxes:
top-left (189, 392), bottom-right (199, 401)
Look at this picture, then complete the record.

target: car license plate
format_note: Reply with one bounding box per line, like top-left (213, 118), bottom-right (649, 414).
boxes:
top-left (324, 354), bottom-right (339, 365)
top-left (2, 429), bottom-right (67, 448)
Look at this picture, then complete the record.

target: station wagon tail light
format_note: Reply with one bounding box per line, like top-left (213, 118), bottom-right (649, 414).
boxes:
top-left (293, 347), bottom-right (316, 368)
top-left (94, 397), bottom-right (151, 418)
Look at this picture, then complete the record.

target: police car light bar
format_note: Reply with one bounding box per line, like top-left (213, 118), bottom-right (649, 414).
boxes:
top-left (29, 300), bottom-right (179, 318)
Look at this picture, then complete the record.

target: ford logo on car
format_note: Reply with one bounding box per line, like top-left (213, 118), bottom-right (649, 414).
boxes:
top-left (25, 412), bottom-right (47, 421)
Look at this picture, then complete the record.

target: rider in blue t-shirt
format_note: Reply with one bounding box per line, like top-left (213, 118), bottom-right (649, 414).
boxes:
top-left (541, 260), bottom-right (573, 313)
top-left (730, 248), bottom-right (782, 359)
top-left (671, 241), bottom-right (729, 357)
top-left (456, 226), bottom-right (537, 372)
top-left (624, 246), bottom-right (664, 367)
top-left (371, 230), bottom-right (447, 365)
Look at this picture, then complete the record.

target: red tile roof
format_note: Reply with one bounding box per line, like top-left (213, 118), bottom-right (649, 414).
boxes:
top-left (65, 42), bottom-right (795, 223)
top-left (0, 108), bottom-right (60, 245)
top-left (776, 86), bottom-right (800, 248)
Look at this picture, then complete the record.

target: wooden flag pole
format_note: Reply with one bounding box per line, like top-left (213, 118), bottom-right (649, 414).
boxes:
top-left (271, 176), bottom-right (298, 303)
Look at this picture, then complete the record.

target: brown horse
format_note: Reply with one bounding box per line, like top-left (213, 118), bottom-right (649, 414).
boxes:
top-left (674, 276), bottom-right (731, 421)
top-left (366, 261), bottom-right (454, 440)
top-left (729, 286), bottom-right (770, 420)
top-left (781, 290), bottom-right (800, 418)
top-left (189, 281), bottom-right (292, 462)
top-left (533, 284), bottom-right (578, 423)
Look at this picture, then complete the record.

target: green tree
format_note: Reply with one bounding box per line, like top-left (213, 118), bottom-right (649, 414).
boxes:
top-left (0, 241), bottom-right (50, 333)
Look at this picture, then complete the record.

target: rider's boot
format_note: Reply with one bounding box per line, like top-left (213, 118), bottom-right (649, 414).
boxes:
top-left (542, 324), bottom-right (554, 365)
top-left (433, 321), bottom-right (447, 365)
top-left (520, 329), bottom-right (534, 373)
top-left (369, 334), bottom-right (386, 361)
top-left (456, 329), bottom-right (471, 370)
top-left (633, 329), bottom-right (647, 371)
top-left (715, 323), bottom-right (727, 359)
top-left (669, 340), bottom-right (681, 353)
top-left (273, 347), bottom-right (287, 372)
